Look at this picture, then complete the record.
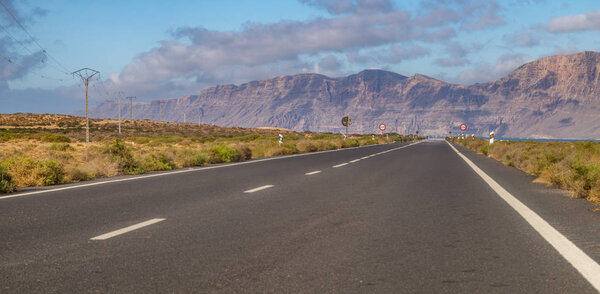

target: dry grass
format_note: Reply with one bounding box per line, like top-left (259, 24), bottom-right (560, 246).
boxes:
top-left (0, 113), bottom-right (419, 193)
top-left (450, 137), bottom-right (600, 206)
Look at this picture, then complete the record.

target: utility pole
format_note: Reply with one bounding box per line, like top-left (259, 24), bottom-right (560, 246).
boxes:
top-left (183, 112), bottom-right (186, 124)
top-left (117, 92), bottom-right (122, 134)
top-left (126, 96), bottom-right (136, 121)
top-left (72, 68), bottom-right (99, 143)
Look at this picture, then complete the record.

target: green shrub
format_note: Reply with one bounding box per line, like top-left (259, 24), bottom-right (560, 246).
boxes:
top-left (235, 144), bottom-right (252, 160)
top-left (280, 143), bottom-right (299, 155)
top-left (2, 157), bottom-right (64, 187)
top-left (310, 133), bottom-right (336, 140)
top-left (0, 132), bottom-right (20, 142)
top-left (480, 144), bottom-right (489, 156)
top-left (183, 152), bottom-right (209, 167)
top-left (146, 136), bottom-right (185, 146)
top-left (68, 167), bottom-right (94, 182)
top-left (39, 160), bottom-right (64, 185)
top-left (343, 139), bottom-right (360, 148)
top-left (0, 165), bottom-right (15, 193)
top-left (40, 134), bottom-right (71, 143)
top-left (103, 139), bottom-right (142, 174)
top-left (325, 142), bottom-right (339, 150)
top-left (141, 152), bottom-right (175, 171)
top-left (210, 145), bottom-right (241, 163)
top-left (128, 137), bottom-right (151, 144)
top-left (47, 142), bottom-right (75, 151)
top-left (230, 134), bottom-right (269, 142)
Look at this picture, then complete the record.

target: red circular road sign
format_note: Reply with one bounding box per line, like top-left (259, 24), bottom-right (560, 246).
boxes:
top-left (379, 123), bottom-right (386, 131)
top-left (460, 124), bottom-right (467, 131)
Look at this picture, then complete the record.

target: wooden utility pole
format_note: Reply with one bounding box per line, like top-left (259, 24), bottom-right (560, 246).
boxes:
top-left (72, 68), bottom-right (99, 143)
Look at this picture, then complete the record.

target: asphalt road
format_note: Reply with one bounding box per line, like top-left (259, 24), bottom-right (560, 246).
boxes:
top-left (1, 140), bottom-right (600, 293)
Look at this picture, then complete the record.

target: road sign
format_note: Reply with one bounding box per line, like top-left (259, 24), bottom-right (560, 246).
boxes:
top-left (342, 116), bottom-right (352, 127)
top-left (379, 123), bottom-right (386, 131)
top-left (460, 124), bottom-right (467, 131)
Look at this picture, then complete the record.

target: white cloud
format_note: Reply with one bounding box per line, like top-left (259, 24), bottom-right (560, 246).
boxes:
top-left (547, 10), bottom-right (600, 32)
top-left (457, 53), bottom-right (530, 84)
top-left (502, 32), bottom-right (540, 47)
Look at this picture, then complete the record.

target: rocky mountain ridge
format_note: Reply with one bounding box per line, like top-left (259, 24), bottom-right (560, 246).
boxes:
top-left (88, 51), bottom-right (600, 139)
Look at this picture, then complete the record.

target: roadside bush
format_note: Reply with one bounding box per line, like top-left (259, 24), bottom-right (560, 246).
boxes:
top-left (39, 159), bottom-right (64, 185)
top-left (297, 140), bottom-right (319, 152)
top-left (183, 152), bottom-right (209, 167)
top-left (2, 157), bottom-right (64, 187)
top-left (480, 144), bottom-right (489, 156)
top-left (103, 139), bottom-right (142, 174)
top-left (235, 144), bottom-right (252, 160)
top-left (67, 166), bottom-right (94, 182)
top-left (342, 139), bottom-right (360, 148)
top-left (0, 165), bottom-right (15, 193)
top-left (141, 152), bottom-right (175, 171)
top-left (210, 145), bottom-right (241, 163)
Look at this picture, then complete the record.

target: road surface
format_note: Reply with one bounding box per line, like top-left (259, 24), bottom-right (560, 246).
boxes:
top-left (1, 140), bottom-right (600, 293)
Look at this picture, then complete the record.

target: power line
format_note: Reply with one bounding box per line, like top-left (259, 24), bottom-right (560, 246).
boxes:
top-left (0, 0), bottom-right (71, 74)
top-left (0, 51), bottom-right (73, 82)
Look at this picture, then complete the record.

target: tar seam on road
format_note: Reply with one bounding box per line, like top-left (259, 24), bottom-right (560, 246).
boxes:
top-left (305, 171), bottom-right (321, 175)
top-left (244, 185), bottom-right (274, 193)
top-left (90, 218), bottom-right (166, 241)
top-left (0, 142), bottom-right (387, 201)
top-left (447, 141), bottom-right (600, 292)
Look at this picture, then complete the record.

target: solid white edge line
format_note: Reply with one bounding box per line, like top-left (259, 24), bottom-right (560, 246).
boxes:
top-left (447, 141), bottom-right (600, 292)
top-left (305, 171), bottom-right (321, 175)
top-left (244, 185), bottom-right (274, 193)
top-left (0, 141), bottom-right (393, 201)
top-left (349, 159), bottom-right (361, 163)
top-left (90, 218), bottom-right (166, 241)
top-left (1, 141), bottom-right (424, 201)
top-left (333, 163), bottom-right (349, 168)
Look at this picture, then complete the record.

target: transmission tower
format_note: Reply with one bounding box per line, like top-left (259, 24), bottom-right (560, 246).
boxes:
top-left (116, 92), bottom-right (123, 134)
top-left (159, 101), bottom-right (165, 121)
top-left (126, 96), bottom-right (136, 121)
top-left (72, 68), bottom-right (99, 143)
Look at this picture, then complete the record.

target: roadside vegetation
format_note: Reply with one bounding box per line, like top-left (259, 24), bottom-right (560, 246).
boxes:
top-left (0, 113), bottom-right (420, 193)
top-left (449, 137), bottom-right (600, 206)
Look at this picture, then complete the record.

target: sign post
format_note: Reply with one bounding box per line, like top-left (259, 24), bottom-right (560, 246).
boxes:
top-left (378, 123), bottom-right (386, 137)
top-left (459, 123), bottom-right (467, 139)
top-left (341, 116), bottom-right (352, 140)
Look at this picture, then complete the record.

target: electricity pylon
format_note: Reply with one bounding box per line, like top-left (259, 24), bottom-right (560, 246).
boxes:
top-left (72, 68), bottom-right (99, 143)
top-left (126, 96), bottom-right (136, 121)
top-left (116, 92), bottom-right (123, 134)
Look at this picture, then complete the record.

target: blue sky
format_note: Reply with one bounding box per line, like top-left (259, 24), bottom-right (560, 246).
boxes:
top-left (1, 0), bottom-right (600, 114)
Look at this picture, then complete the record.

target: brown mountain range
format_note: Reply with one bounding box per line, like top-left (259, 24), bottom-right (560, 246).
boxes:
top-left (88, 51), bottom-right (600, 138)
